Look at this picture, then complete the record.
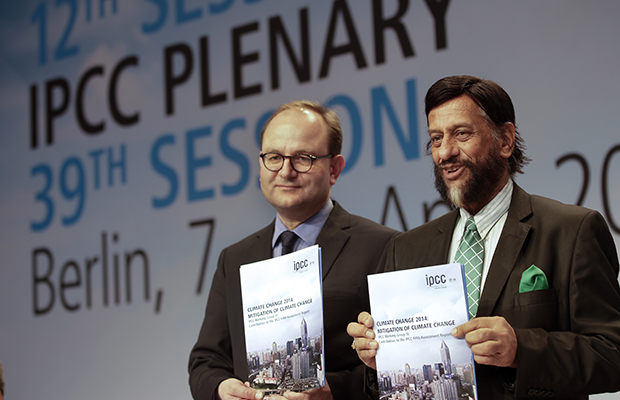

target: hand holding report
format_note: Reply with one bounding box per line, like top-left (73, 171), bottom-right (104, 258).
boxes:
top-left (240, 245), bottom-right (325, 394)
top-left (368, 263), bottom-right (477, 399)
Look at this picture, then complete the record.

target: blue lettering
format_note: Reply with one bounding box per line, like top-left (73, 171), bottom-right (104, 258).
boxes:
top-left (55, 0), bottom-right (80, 61)
top-left (176, 0), bottom-right (202, 24)
top-left (371, 79), bottom-right (420, 166)
top-left (99, 0), bottom-right (118, 18)
top-left (88, 149), bottom-right (104, 189)
top-left (142, 0), bottom-right (167, 34)
top-left (107, 144), bottom-right (126, 186)
top-left (255, 109), bottom-right (274, 148)
top-left (325, 95), bottom-right (362, 174)
top-left (31, 163), bottom-right (55, 231)
top-left (255, 109), bottom-right (274, 188)
top-left (150, 134), bottom-right (179, 208)
top-left (59, 156), bottom-right (86, 226)
top-left (220, 118), bottom-right (250, 196)
top-left (142, 0), bottom-right (262, 33)
top-left (209, 0), bottom-right (234, 14)
top-left (186, 126), bottom-right (215, 201)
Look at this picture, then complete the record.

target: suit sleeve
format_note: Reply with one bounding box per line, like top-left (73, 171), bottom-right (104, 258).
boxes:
top-left (321, 224), bottom-right (398, 400)
top-left (513, 210), bottom-right (620, 397)
top-left (356, 235), bottom-right (399, 400)
top-left (188, 249), bottom-right (237, 400)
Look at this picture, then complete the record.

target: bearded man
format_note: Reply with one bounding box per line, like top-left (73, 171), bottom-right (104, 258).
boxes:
top-left (348, 75), bottom-right (620, 399)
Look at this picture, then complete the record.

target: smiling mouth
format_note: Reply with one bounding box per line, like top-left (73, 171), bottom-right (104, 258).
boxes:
top-left (442, 164), bottom-right (465, 180)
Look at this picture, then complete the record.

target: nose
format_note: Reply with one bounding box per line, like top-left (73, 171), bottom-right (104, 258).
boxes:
top-left (436, 136), bottom-right (459, 163)
top-left (279, 157), bottom-right (298, 178)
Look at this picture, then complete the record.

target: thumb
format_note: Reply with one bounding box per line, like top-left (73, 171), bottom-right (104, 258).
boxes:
top-left (451, 325), bottom-right (463, 338)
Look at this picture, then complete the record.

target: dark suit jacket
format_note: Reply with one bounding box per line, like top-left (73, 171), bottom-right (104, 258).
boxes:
top-left (189, 201), bottom-right (398, 400)
top-left (385, 183), bottom-right (620, 399)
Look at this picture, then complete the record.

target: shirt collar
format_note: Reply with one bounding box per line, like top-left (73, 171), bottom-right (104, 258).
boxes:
top-left (272, 199), bottom-right (334, 249)
top-left (458, 179), bottom-right (513, 239)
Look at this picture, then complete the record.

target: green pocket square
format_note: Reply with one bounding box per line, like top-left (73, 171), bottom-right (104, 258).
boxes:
top-left (519, 265), bottom-right (549, 293)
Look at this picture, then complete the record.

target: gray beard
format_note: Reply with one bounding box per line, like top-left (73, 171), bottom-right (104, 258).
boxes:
top-left (433, 148), bottom-right (507, 212)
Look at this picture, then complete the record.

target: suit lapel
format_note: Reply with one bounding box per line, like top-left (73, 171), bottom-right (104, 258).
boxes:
top-left (477, 184), bottom-right (532, 317)
top-left (253, 224), bottom-right (274, 261)
top-left (315, 201), bottom-right (350, 280)
top-left (426, 211), bottom-right (459, 266)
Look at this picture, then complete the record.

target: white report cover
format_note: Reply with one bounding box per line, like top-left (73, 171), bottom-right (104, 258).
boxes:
top-left (368, 263), bottom-right (477, 399)
top-left (240, 245), bottom-right (325, 393)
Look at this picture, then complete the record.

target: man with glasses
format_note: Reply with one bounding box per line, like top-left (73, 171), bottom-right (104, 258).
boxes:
top-left (189, 100), bottom-right (398, 400)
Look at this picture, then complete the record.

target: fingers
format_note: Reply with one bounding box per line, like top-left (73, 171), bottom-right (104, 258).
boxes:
top-left (346, 321), bottom-right (374, 341)
top-left (450, 317), bottom-right (484, 338)
top-left (218, 378), bottom-right (264, 400)
top-left (266, 383), bottom-right (332, 400)
top-left (346, 311), bottom-right (378, 370)
top-left (347, 312), bottom-right (375, 340)
top-left (452, 316), bottom-right (518, 368)
top-left (279, 391), bottom-right (305, 400)
top-left (358, 311), bottom-right (374, 328)
top-left (265, 394), bottom-right (288, 400)
top-left (356, 342), bottom-right (378, 370)
top-left (280, 392), bottom-right (302, 400)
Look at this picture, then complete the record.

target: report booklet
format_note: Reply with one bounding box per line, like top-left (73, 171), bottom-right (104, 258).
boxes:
top-left (368, 263), bottom-right (478, 400)
top-left (240, 245), bottom-right (325, 394)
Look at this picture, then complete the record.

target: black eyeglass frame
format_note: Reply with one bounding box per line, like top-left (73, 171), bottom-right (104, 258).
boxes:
top-left (259, 152), bottom-right (333, 173)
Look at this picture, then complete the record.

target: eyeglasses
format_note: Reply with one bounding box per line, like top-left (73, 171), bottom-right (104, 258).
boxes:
top-left (260, 152), bottom-right (333, 173)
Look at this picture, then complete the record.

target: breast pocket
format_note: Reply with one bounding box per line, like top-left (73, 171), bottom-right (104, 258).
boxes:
top-left (499, 289), bottom-right (558, 330)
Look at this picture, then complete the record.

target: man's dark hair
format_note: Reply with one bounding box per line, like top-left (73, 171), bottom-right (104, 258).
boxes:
top-left (425, 75), bottom-right (529, 175)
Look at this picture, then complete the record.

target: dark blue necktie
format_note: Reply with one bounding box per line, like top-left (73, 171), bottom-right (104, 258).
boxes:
top-left (279, 231), bottom-right (298, 255)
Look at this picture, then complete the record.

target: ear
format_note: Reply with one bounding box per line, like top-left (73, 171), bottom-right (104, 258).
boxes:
top-left (499, 123), bottom-right (516, 159)
top-left (258, 155), bottom-right (265, 185)
top-left (329, 155), bottom-right (346, 185)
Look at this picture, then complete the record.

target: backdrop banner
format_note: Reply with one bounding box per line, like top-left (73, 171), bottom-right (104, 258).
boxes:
top-left (1, 1), bottom-right (619, 399)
